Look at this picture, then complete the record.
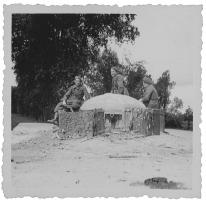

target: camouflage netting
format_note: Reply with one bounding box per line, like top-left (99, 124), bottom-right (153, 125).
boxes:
top-left (81, 93), bottom-right (146, 113)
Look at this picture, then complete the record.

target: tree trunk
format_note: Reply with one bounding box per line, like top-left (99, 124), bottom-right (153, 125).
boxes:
top-left (187, 120), bottom-right (190, 130)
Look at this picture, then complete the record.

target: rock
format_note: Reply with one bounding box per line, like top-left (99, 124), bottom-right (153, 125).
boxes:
top-left (144, 177), bottom-right (183, 189)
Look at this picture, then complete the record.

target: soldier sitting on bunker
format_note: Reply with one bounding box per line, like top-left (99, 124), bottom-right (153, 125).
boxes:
top-left (140, 76), bottom-right (159, 109)
top-left (110, 67), bottom-right (129, 95)
top-left (48, 76), bottom-right (90, 124)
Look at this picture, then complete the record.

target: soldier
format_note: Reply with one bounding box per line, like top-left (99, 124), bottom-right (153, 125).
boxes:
top-left (83, 75), bottom-right (93, 98)
top-left (48, 76), bottom-right (90, 124)
top-left (123, 76), bottom-right (129, 96)
top-left (140, 76), bottom-right (159, 109)
top-left (111, 67), bottom-right (129, 95)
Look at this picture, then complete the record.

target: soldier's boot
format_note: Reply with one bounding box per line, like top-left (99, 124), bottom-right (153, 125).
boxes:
top-left (48, 112), bottom-right (58, 124)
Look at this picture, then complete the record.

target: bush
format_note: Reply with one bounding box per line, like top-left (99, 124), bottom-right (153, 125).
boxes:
top-left (165, 111), bottom-right (193, 130)
top-left (165, 112), bottom-right (184, 129)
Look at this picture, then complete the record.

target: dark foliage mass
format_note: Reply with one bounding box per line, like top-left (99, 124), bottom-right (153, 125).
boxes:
top-left (12, 14), bottom-right (139, 120)
top-left (165, 98), bottom-right (193, 130)
top-left (165, 110), bottom-right (193, 130)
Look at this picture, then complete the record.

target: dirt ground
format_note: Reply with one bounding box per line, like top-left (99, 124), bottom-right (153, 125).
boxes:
top-left (11, 123), bottom-right (192, 197)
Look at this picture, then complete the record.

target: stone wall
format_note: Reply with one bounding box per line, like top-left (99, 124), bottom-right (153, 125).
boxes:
top-left (131, 108), bottom-right (154, 136)
top-left (109, 108), bottom-right (164, 136)
top-left (58, 109), bottom-right (104, 139)
top-left (57, 108), bottom-right (165, 139)
top-left (131, 108), bottom-right (165, 135)
top-left (160, 110), bottom-right (165, 132)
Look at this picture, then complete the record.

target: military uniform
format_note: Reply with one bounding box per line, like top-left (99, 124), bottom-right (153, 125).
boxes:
top-left (142, 84), bottom-right (159, 109)
top-left (54, 84), bottom-right (90, 112)
top-left (111, 74), bottom-right (129, 95)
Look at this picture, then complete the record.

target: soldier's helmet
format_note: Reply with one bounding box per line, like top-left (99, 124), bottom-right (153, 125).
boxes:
top-left (123, 76), bottom-right (128, 86)
top-left (111, 66), bottom-right (121, 74)
top-left (75, 75), bottom-right (82, 82)
top-left (74, 75), bottom-right (83, 85)
top-left (143, 76), bottom-right (153, 85)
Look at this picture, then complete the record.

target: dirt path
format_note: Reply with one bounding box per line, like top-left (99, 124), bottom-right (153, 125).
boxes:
top-left (11, 126), bottom-right (192, 197)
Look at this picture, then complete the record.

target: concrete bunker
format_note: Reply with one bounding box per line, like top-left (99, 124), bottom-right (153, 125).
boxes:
top-left (57, 93), bottom-right (165, 139)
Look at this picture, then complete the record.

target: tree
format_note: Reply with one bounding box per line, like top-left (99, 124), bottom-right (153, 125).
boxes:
top-left (165, 97), bottom-right (184, 129)
top-left (184, 107), bottom-right (193, 130)
top-left (155, 70), bottom-right (175, 109)
top-left (126, 60), bottom-right (147, 99)
top-left (168, 97), bottom-right (183, 114)
top-left (85, 49), bottom-right (119, 95)
top-left (84, 51), bottom-right (148, 98)
top-left (83, 52), bottom-right (148, 99)
top-left (12, 14), bottom-right (139, 120)
top-left (11, 86), bottom-right (19, 114)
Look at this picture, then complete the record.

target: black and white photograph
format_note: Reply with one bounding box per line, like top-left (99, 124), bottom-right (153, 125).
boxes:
top-left (2, 4), bottom-right (203, 198)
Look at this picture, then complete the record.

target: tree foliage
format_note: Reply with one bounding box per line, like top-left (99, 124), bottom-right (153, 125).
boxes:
top-left (84, 50), bottom-right (148, 98)
top-left (168, 97), bottom-right (183, 114)
top-left (85, 49), bottom-right (119, 95)
top-left (125, 60), bottom-right (147, 99)
top-left (165, 112), bottom-right (184, 129)
top-left (12, 14), bottom-right (139, 120)
top-left (184, 106), bottom-right (193, 130)
top-left (165, 98), bottom-right (193, 130)
top-left (165, 97), bottom-right (184, 129)
top-left (155, 70), bottom-right (175, 109)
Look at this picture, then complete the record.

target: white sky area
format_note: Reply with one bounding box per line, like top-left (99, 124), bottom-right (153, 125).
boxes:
top-left (10, 6), bottom-right (201, 110)
top-left (109, 6), bottom-right (202, 110)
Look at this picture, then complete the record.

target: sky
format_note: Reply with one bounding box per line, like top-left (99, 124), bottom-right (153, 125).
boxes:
top-left (10, 6), bottom-right (202, 110)
top-left (109, 6), bottom-right (202, 110)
